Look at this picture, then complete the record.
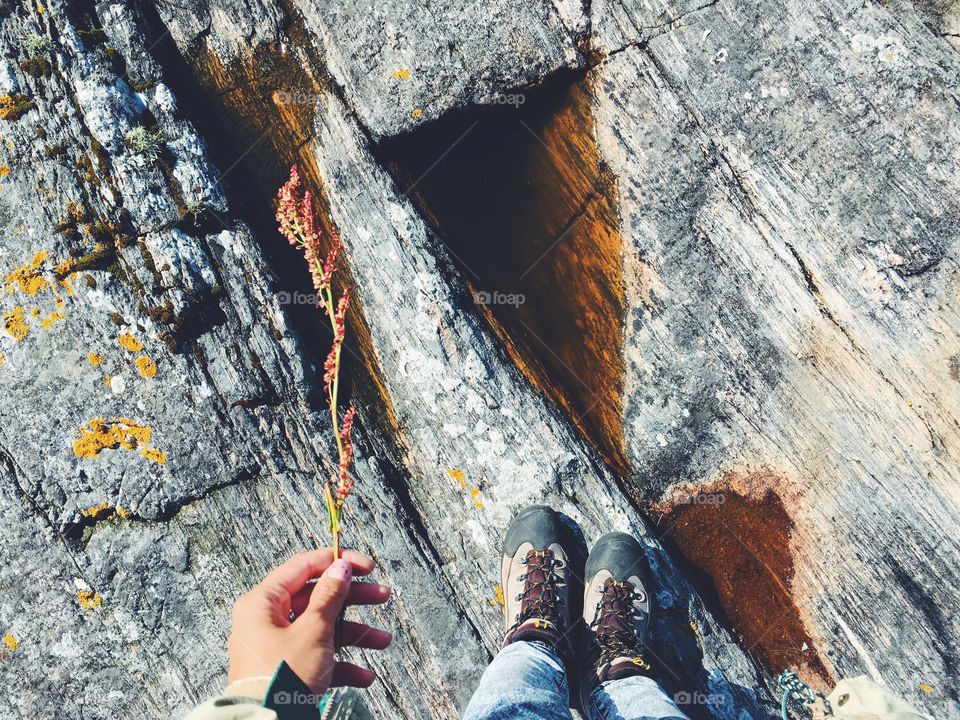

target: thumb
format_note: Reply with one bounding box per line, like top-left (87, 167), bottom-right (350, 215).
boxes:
top-left (306, 558), bottom-right (352, 640)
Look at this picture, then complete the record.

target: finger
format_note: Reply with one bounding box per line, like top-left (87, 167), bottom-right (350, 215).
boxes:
top-left (306, 559), bottom-right (353, 632)
top-left (260, 549), bottom-right (374, 597)
top-left (339, 621), bottom-right (393, 650)
top-left (347, 582), bottom-right (392, 606)
top-left (292, 579), bottom-right (390, 617)
top-left (331, 661), bottom-right (377, 688)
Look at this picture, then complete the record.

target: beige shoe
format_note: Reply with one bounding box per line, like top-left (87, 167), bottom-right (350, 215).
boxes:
top-left (580, 532), bottom-right (654, 707)
top-left (500, 505), bottom-right (574, 658)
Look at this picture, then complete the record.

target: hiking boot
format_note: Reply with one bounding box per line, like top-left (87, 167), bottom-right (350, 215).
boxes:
top-left (580, 532), bottom-right (654, 702)
top-left (501, 505), bottom-right (574, 657)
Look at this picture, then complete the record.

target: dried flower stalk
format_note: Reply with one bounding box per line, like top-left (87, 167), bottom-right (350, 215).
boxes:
top-left (276, 165), bottom-right (356, 559)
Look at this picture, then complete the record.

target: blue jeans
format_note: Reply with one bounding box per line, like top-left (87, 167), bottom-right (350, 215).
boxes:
top-left (463, 641), bottom-right (690, 720)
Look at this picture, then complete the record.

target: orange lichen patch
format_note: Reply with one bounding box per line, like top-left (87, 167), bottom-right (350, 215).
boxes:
top-left (118, 332), bottom-right (143, 352)
top-left (40, 310), bottom-right (65, 330)
top-left (76, 589), bottom-right (101, 609)
top-left (72, 418), bottom-right (166, 465)
top-left (651, 472), bottom-right (830, 686)
top-left (0, 165), bottom-right (10, 178)
top-left (55, 257), bottom-right (76, 276)
top-left (0, 94), bottom-right (34, 121)
top-left (134, 355), bottom-right (157, 378)
top-left (391, 68), bottom-right (411, 80)
top-left (447, 468), bottom-right (484, 508)
top-left (469, 487), bottom-right (485, 509)
top-left (2, 306), bottom-right (28, 340)
top-left (378, 74), bottom-right (627, 478)
top-left (140, 447), bottom-right (167, 464)
top-left (2, 633), bottom-right (18, 651)
top-left (4, 250), bottom-right (50, 296)
top-left (81, 503), bottom-right (128, 521)
top-left (88, 352), bottom-right (103, 366)
top-left (447, 467), bottom-right (467, 488)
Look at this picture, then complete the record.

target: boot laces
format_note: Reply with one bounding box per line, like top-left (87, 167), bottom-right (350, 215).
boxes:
top-left (591, 578), bottom-right (644, 666)
top-left (511, 549), bottom-right (565, 630)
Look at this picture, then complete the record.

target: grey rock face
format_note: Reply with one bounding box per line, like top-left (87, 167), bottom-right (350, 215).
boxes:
top-left (1, 0), bottom-right (958, 718)
top-left (597, 0), bottom-right (960, 710)
top-left (297, 0), bottom-right (586, 138)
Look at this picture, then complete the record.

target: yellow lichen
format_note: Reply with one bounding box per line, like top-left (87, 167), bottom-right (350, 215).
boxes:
top-left (40, 310), bottom-right (65, 330)
top-left (447, 467), bottom-right (467, 488)
top-left (2, 306), bottom-right (28, 340)
top-left (0, 165), bottom-right (9, 178)
top-left (490, 584), bottom-right (504, 607)
top-left (0, 94), bottom-right (34, 121)
top-left (0, 352), bottom-right (5, 367)
top-left (5, 250), bottom-right (50, 296)
top-left (140, 447), bottom-right (167, 465)
top-left (55, 257), bottom-right (76, 276)
top-left (88, 352), bottom-right (103, 366)
top-left (469, 487), bottom-right (485, 509)
top-left (448, 468), bottom-right (483, 508)
top-left (411, 107), bottom-right (424, 119)
top-left (82, 503), bottom-right (128, 522)
top-left (2, 633), bottom-right (19, 651)
top-left (77, 589), bottom-right (101, 609)
top-left (103, 374), bottom-right (112, 387)
top-left (391, 68), bottom-right (411, 80)
top-left (134, 355), bottom-right (157, 378)
top-left (920, 683), bottom-right (934, 694)
top-left (73, 418), bottom-right (156, 459)
top-left (118, 333), bottom-right (143, 352)
top-left (59, 277), bottom-right (75, 296)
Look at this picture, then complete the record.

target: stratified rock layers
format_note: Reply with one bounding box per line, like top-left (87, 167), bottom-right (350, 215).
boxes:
top-left (0, 0), bottom-right (957, 717)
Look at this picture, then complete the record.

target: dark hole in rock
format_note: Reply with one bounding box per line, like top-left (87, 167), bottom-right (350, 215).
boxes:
top-left (375, 70), bottom-right (628, 480)
top-left (136, 2), bottom-right (343, 410)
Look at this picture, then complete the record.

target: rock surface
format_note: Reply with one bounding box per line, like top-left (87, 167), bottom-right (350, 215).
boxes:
top-left (0, 0), bottom-right (958, 718)
top-left (595, 0), bottom-right (960, 709)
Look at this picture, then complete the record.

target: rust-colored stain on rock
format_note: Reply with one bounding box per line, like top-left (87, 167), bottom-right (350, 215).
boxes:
top-left (183, 12), bottom-right (400, 437)
top-left (653, 477), bottom-right (831, 685)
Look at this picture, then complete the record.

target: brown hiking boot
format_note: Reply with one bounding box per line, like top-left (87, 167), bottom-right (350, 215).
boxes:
top-left (580, 532), bottom-right (654, 705)
top-left (501, 505), bottom-right (574, 657)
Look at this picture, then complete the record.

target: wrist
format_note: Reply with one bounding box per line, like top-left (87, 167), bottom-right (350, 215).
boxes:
top-left (224, 675), bottom-right (273, 702)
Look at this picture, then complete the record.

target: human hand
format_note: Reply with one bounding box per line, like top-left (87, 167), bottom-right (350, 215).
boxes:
top-left (227, 548), bottom-right (392, 694)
